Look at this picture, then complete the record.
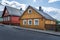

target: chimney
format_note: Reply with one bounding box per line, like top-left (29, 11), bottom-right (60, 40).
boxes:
top-left (20, 8), bottom-right (22, 11)
top-left (39, 6), bottom-right (43, 11)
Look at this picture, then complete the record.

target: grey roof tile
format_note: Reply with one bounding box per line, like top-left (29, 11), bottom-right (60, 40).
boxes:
top-left (6, 6), bottom-right (24, 16)
top-left (31, 6), bottom-right (55, 20)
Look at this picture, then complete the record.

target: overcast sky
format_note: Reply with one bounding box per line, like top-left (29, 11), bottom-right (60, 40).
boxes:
top-left (0, 0), bottom-right (60, 20)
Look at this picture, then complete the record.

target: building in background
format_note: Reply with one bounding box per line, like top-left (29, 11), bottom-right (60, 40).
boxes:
top-left (0, 11), bottom-right (3, 24)
top-left (2, 6), bottom-right (23, 25)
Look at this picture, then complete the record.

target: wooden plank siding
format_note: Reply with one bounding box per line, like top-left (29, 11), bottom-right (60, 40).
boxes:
top-left (45, 19), bottom-right (56, 30)
top-left (2, 7), bottom-right (20, 26)
top-left (45, 20), bottom-right (56, 25)
top-left (20, 7), bottom-right (46, 30)
top-left (21, 7), bottom-right (43, 19)
top-left (20, 19), bottom-right (45, 30)
top-left (20, 6), bottom-right (56, 30)
top-left (45, 24), bottom-right (56, 31)
top-left (10, 16), bottom-right (20, 25)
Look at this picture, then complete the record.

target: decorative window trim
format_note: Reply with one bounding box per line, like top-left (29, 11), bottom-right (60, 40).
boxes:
top-left (34, 19), bottom-right (39, 25)
top-left (8, 16), bottom-right (10, 21)
top-left (4, 17), bottom-right (7, 21)
top-left (28, 9), bottom-right (32, 14)
top-left (28, 19), bottom-right (32, 25)
top-left (23, 20), bottom-right (27, 25)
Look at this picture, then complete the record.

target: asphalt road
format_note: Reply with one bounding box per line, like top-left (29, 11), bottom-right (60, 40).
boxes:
top-left (0, 25), bottom-right (60, 40)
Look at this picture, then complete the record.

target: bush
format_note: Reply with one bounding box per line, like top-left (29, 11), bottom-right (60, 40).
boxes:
top-left (56, 26), bottom-right (60, 31)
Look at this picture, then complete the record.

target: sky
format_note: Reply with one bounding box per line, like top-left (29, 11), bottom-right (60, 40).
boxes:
top-left (0, 0), bottom-right (60, 20)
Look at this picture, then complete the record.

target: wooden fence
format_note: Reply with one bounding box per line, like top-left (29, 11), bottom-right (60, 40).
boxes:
top-left (45, 24), bottom-right (56, 31)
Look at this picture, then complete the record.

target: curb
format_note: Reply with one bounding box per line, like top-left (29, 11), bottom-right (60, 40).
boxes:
top-left (14, 27), bottom-right (60, 37)
top-left (0, 24), bottom-right (60, 37)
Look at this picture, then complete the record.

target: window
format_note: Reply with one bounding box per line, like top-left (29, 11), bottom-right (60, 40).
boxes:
top-left (28, 19), bottom-right (32, 25)
top-left (51, 21), bottom-right (53, 24)
top-left (3, 17), bottom-right (5, 21)
top-left (5, 17), bottom-right (7, 21)
top-left (8, 16), bottom-right (10, 21)
top-left (28, 9), bottom-right (32, 14)
top-left (23, 20), bottom-right (27, 25)
top-left (34, 19), bottom-right (39, 25)
top-left (3, 17), bottom-right (10, 21)
top-left (4, 17), bottom-right (7, 21)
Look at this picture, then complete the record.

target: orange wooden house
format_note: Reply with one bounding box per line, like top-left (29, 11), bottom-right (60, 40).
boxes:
top-left (20, 6), bottom-right (56, 30)
top-left (2, 6), bottom-right (23, 25)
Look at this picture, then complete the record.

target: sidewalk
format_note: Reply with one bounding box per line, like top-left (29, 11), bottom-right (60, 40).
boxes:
top-left (12, 26), bottom-right (60, 36)
top-left (0, 24), bottom-right (60, 36)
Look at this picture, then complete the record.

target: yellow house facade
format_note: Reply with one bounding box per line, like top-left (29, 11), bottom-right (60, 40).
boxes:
top-left (20, 6), bottom-right (56, 30)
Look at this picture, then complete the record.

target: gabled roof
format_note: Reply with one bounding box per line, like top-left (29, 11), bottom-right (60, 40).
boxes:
top-left (33, 7), bottom-right (55, 20)
top-left (4, 6), bottom-right (24, 16)
top-left (23, 6), bottom-right (55, 21)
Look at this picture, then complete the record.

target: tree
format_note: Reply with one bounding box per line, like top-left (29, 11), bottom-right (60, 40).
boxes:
top-left (56, 20), bottom-right (60, 24)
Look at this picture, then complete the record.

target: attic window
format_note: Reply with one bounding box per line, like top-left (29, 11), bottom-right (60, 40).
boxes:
top-left (28, 9), bottom-right (32, 14)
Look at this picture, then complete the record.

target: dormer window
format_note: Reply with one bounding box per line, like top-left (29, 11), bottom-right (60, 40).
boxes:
top-left (28, 9), bottom-right (32, 14)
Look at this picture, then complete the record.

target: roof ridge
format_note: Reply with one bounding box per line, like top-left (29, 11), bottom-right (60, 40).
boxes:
top-left (5, 6), bottom-right (20, 10)
top-left (5, 6), bottom-right (24, 16)
top-left (27, 5), bottom-right (55, 20)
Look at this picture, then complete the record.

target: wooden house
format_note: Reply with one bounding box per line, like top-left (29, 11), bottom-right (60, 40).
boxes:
top-left (2, 6), bottom-right (23, 25)
top-left (20, 6), bottom-right (56, 30)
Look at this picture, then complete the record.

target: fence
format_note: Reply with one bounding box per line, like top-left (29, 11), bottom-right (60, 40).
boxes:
top-left (45, 24), bottom-right (60, 31)
top-left (55, 24), bottom-right (60, 31)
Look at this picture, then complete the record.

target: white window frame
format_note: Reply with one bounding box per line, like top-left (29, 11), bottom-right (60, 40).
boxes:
top-left (34, 19), bottom-right (39, 25)
top-left (28, 19), bottom-right (32, 25)
top-left (5, 17), bottom-right (7, 21)
top-left (28, 9), bottom-right (32, 14)
top-left (8, 16), bottom-right (10, 21)
top-left (4, 17), bottom-right (6, 21)
top-left (23, 20), bottom-right (27, 25)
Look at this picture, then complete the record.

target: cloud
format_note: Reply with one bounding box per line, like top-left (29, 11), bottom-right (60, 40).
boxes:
top-left (33, 0), bottom-right (36, 2)
top-left (1, 0), bottom-right (26, 10)
top-left (42, 6), bottom-right (60, 13)
top-left (42, 7), bottom-right (60, 20)
top-left (0, 5), bottom-right (5, 11)
top-left (0, 0), bottom-right (60, 20)
top-left (48, 0), bottom-right (60, 3)
top-left (36, 6), bottom-right (60, 20)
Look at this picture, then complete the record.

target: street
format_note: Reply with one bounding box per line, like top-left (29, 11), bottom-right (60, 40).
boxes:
top-left (0, 25), bottom-right (60, 40)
